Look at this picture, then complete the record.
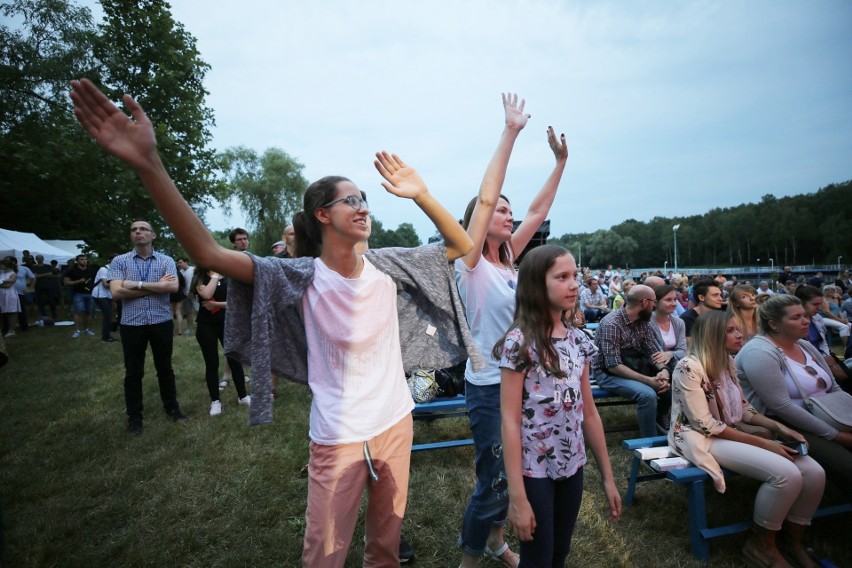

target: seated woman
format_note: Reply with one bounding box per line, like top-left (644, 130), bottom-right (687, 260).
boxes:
top-left (794, 285), bottom-right (848, 383)
top-left (650, 284), bottom-right (687, 368)
top-left (672, 310), bottom-right (824, 568)
top-left (821, 285), bottom-right (851, 340)
top-left (611, 278), bottom-right (634, 311)
top-left (735, 294), bottom-right (852, 507)
top-left (728, 285), bottom-right (759, 344)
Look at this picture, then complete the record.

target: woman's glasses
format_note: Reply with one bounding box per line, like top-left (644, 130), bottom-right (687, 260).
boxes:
top-left (322, 195), bottom-right (369, 211)
top-left (803, 365), bottom-right (828, 390)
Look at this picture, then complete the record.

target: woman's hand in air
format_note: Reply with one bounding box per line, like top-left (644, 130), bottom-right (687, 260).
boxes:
top-left (547, 125), bottom-right (568, 163)
top-left (502, 92), bottom-right (530, 132)
top-left (374, 152), bottom-right (428, 202)
top-left (70, 79), bottom-right (157, 170)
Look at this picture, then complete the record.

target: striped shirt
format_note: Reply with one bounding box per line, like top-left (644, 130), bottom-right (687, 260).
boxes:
top-left (109, 250), bottom-right (176, 326)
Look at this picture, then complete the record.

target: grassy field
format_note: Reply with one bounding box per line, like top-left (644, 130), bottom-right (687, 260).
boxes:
top-left (1, 322), bottom-right (850, 567)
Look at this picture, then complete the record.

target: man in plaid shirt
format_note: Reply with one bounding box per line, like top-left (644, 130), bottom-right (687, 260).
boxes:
top-left (592, 284), bottom-right (672, 437)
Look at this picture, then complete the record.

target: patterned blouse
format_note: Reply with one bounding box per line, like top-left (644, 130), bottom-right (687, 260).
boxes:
top-left (499, 326), bottom-right (599, 480)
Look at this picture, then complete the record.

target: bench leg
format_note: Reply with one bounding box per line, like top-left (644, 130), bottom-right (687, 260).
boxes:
top-left (685, 480), bottom-right (710, 561)
top-left (626, 456), bottom-right (641, 507)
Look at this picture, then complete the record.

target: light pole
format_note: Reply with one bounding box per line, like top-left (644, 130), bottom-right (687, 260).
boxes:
top-left (664, 260), bottom-right (668, 273)
top-left (672, 224), bottom-right (681, 272)
top-left (839, 256), bottom-right (844, 271)
top-left (578, 244), bottom-right (582, 269)
top-left (769, 258), bottom-right (774, 289)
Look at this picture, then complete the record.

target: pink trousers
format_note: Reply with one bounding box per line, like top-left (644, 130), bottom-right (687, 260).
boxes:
top-left (302, 414), bottom-right (413, 568)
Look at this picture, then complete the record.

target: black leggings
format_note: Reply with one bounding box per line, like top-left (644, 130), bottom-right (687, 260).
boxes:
top-left (518, 468), bottom-right (584, 568)
top-left (195, 321), bottom-right (246, 401)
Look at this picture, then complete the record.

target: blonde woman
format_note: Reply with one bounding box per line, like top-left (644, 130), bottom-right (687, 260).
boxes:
top-left (729, 285), bottom-right (759, 344)
top-left (671, 310), bottom-right (824, 568)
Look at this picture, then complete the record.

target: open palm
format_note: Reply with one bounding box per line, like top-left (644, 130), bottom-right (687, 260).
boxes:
top-left (374, 151), bottom-right (427, 200)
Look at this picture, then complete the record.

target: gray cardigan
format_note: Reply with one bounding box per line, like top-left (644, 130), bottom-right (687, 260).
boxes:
top-left (650, 314), bottom-right (687, 362)
top-left (224, 244), bottom-right (484, 425)
top-left (734, 335), bottom-right (840, 439)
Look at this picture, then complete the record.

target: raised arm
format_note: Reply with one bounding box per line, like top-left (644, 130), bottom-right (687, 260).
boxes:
top-left (69, 79), bottom-right (253, 283)
top-left (373, 152), bottom-right (472, 260)
top-left (459, 93), bottom-right (529, 269)
top-left (509, 126), bottom-right (568, 258)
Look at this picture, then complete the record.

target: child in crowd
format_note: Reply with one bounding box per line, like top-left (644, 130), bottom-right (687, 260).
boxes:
top-left (495, 245), bottom-right (621, 567)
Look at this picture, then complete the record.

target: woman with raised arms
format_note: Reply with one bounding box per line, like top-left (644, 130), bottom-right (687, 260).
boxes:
top-left (70, 78), bottom-right (478, 567)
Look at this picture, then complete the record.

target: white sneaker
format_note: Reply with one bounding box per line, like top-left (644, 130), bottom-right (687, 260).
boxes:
top-left (72, 330), bottom-right (81, 338)
top-left (238, 395), bottom-right (251, 407)
top-left (209, 400), bottom-right (222, 416)
top-left (3, 331), bottom-right (14, 337)
top-left (84, 329), bottom-right (95, 336)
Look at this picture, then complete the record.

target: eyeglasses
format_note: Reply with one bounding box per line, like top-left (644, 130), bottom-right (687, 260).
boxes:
top-left (803, 365), bottom-right (828, 390)
top-left (643, 298), bottom-right (657, 306)
top-left (130, 227), bottom-right (152, 233)
top-left (322, 195), bottom-right (369, 211)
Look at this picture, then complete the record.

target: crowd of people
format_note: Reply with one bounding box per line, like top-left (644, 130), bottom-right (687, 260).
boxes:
top-left (2, 81), bottom-right (845, 567)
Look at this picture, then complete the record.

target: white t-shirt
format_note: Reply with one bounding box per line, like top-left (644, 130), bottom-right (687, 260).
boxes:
top-left (302, 256), bottom-right (412, 445)
top-left (181, 266), bottom-right (195, 296)
top-left (784, 350), bottom-right (833, 407)
top-left (91, 265), bottom-right (112, 300)
top-left (455, 257), bottom-right (517, 386)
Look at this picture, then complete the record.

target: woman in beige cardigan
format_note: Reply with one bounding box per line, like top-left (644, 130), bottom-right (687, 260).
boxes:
top-left (669, 310), bottom-right (824, 568)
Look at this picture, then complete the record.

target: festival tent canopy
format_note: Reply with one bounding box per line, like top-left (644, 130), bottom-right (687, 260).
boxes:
top-left (0, 229), bottom-right (75, 264)
top-left (43, 239), bottom-right (86, 256)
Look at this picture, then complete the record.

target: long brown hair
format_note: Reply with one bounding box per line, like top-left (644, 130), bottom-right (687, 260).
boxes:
top-left (492, 245), bottom-right (572, 378)
top-left (292, 176), bottom-right (358, 258)
top-left (462, 194), bottom-right (514, 269)
top-left (727, 285), bottom-right (758, 340)
top-left (689, 310), bottom-right (736, 384)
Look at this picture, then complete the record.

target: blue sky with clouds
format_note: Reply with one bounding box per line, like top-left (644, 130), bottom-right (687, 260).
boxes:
top-left (90, 0), bottom-right (852, 241)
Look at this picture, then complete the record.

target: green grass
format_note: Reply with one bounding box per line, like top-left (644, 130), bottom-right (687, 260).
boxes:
top-left (1, 322), bottom-right (850, 567)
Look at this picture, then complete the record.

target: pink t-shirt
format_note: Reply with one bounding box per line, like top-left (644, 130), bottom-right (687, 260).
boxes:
top-left (302, 257), bottom-right (413, 445)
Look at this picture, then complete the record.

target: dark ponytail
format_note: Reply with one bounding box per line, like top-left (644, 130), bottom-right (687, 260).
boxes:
top-left (293, 175), bottom-right (350, 258)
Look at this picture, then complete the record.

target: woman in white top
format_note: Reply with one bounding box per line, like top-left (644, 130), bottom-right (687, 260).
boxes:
top-left (650, 284), bottom-right (687, 368)
top-left (455, 93), bottom-right (568, 568)
top-left (70, 78), bottom-right (474, 567)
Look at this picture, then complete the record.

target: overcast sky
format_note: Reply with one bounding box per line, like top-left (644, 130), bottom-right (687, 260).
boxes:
top-left (93, 1), bottom-right (852, 241)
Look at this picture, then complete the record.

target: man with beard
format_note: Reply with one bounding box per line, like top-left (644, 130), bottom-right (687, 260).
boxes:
top-left (592, 284), bottom-right (672, 437)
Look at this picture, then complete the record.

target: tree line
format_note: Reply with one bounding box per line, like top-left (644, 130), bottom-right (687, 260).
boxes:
top-left (549, 181), bottom-right (850, 268)
top-left (1, 0), bottom-right (420, 259)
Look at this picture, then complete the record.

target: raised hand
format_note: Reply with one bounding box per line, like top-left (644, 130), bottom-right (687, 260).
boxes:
top-left (373, 152), bottom-right (428, 201)
top-left (69, 78), bottom-right (157, 170)
top-left (502, 92), bottom-right (530, 132)
top-left (547, 125), bottom-right (568, 163)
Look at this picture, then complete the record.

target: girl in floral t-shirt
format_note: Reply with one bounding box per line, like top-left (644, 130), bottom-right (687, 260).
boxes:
top-left (495, 245), bottom-right (621, 566)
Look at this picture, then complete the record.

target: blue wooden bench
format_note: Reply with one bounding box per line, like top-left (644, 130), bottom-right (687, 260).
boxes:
top-left (622, 435), bottom-right (852, 561)
top-left (411, 395), bottom-right (473, 452)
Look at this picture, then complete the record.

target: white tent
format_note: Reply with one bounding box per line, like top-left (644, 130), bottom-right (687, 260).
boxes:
top-left (43, 239), bottom-right (86, 256)
top-left (0, 229), bottom-right (75, 264)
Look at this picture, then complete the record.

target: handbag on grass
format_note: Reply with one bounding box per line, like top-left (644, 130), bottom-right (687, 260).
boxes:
top-left (787, 367), bottom-right (852, 432)
top-left (406, 369), bottom-right (439, 404)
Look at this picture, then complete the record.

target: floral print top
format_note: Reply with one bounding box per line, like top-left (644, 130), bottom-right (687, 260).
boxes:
top-left (499, 326), bottom-right (599, 479)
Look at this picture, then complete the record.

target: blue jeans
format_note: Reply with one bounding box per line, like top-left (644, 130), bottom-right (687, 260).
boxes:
top-left (459, 381), bottom-right (509, 556)
top-left (595, 371), bottom-right (671, 438)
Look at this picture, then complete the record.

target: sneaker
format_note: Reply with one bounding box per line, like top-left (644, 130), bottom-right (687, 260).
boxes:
top-left (399, 537), bottom-right (414, 564)
top-left (167, 407), bottom-right (189, 423)
top-left (84, 329), bottom-right (95, 336)
top-left (209, 400), bottom-right (222, 416)
top-left (238, 395), bottom-right (251, 407)
top-left (71, 330), bottom-right (81, 338)
top-left (3, 331), bottom-right (14, 337)
top-left (128, 420), bottom-right (143, 435)
top-left (101, 337), bottom-right (118, 343)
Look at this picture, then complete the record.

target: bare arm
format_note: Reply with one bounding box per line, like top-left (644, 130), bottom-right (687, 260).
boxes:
top-left (501, 367), bottom-right (537, 542)
top-left (460, 93), bottom-right (528, 269)
top-left (509, 127), bottom-right (568, 258)
top-left (70, 79), bottom-right (253, 282)
top-left (579, 364), bottom-right (622, 523)
top-left (109, 274), bottom-right (177, 299)
top-left (373, 152), bottom-right (472, 261)
top-left (196, 274), bottom-right (219, 301)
